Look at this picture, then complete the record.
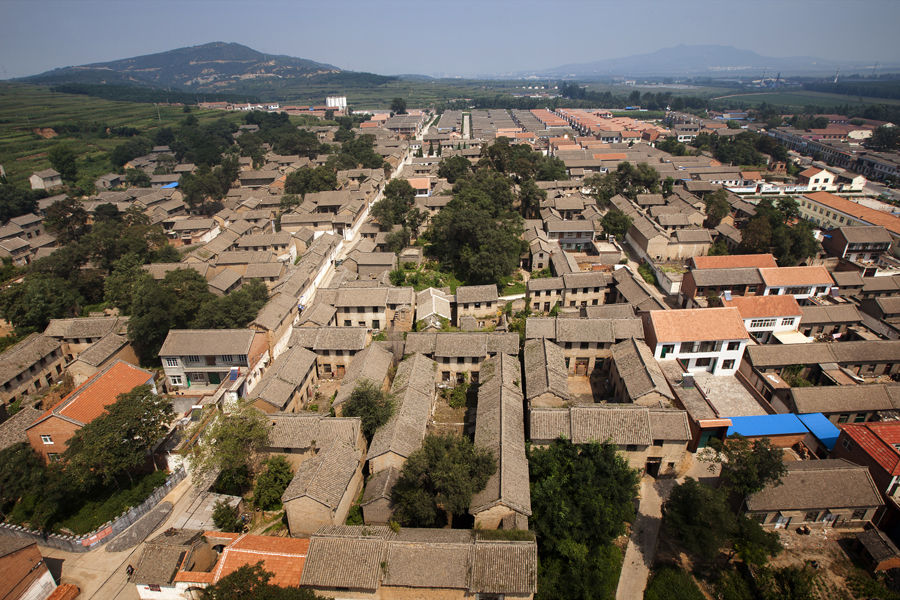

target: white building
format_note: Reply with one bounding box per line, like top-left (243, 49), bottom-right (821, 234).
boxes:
top-left (758, 266), bottom-right (834, 303)
top-left (722, 293), bottom-right (802, 344)
top-left (644, 307), bottom-right (750, 376)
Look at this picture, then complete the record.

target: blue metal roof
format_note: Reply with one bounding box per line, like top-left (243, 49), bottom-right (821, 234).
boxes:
top-left (726, 413), bottom-right (807, 438)
top-left (798, 413), bottom-right (841, 451)
top-left (161, 182), bottom-right (179, 189)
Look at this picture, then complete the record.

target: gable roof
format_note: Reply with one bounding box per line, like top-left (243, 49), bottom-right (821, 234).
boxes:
top-left (842, 422), bottom-right (900, 475)
top-left (208, 534), bottom-right (309, 587)
top-left (333, 343), bottom-right (394, 409)
top-left (368, 353), bottom-right (435, 462)
top-left (29, 361), bottom-right (153, 428)
top-left (159, 329), bottom-right (256, 357)
top-left (648, 307), bottom-right (749, 343)
top-left (690, 254), bottom-right (777, 269)
top-left (523, 338), bottom-right (570, 402)
top-left (805, 191), bottom-right (900, 236)
top-left (529, 405), bottom-right (691, 445)
top-left (609, 337), bottom-right (674, 402)
top-left (722, 294), bottom-right (802, 319)
top-left (746, 459), bottom-right (883, 512)
top-left (758, 266), bottom-right (833, 288)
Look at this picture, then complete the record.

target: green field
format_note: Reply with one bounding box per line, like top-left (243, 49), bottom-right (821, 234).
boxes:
top-left (0, 83), bottom-right (245, 188)
top-left (708, 89), bottom-right (900, 109)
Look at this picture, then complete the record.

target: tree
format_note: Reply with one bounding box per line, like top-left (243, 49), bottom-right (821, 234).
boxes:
top-left (64, 384), bottom-right (172, 487)
top-left (756, 566), bottom-right (818, 600)
top-left (44, 197), bottom-right (88, 243)
top-left (48, 144), bottom-right (78, 182)
top-left (371, 179), bottom-right (415, 230)
top-left (125, 168), bottom-right (151, 188)
top-left (283, 166), bottom-right (337, 196)
top-left (732, 514), bottom-right (782, 566)
top-left (600, 209), bottom-right (632, 238)
top-left (390, 97), bottom-right (407, 115)
top-left (190, 403), bottom-right (270, 486)
top-left (191, 280), bottom-right (269, 329)
top-left (706, 434), bottom-right (786, 498)
top-left (253, 456), bottom-right (293, 510)
top-left (517, 178), bottom-right (545, 219)
top-left (739, 216), bottom-right (773, 254)
top-left (385, 228), bottom-right (411, 254)
top-left (0, 442), bottom-right (46, 515)
top-left (0, 184), bottom-right (40, 223)
top-left (0, 275), bottom-right (81, 334)
top-left (645, 567), bottom-right (705, 600)
top-left (868, 125), bottom-right (900, 151)
top-left (437, 156), bottom-right (472, 184)
top-left (663, 478), bottom-right (735, 562)
top-left (103, 253), bottom-right (148, 313)
top-left (212, 499), bottom-right (241, 533)
top-left (529, 439), bottom-right (639, 600)
top-left (776, 196), bottom-right (800, 220)
top-left (708, 239), bottom-right (730, 256)
top-left (201, 563), bottom-right (326, 600)
top-left (391, 434), bottom-right (496, 527)
top-left (342, 379), bottom-right (394, 442)
top-left (704, 189), bottom-right (731, 228)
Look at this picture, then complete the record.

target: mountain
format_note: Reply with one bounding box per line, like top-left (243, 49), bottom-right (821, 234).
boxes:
top-left (528, 44), bottom-right (889, 78)
top-left (18, 42), bottom-right (344, 90)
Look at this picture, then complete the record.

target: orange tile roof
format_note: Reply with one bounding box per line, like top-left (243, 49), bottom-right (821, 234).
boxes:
top-left (360, 122), bottom-right (379, 128)
top-left (47, 584), bottom-right (80, 600)
top-left (31, 361), bottom-right (152, 427)
top-left (804, 191), bottom-right (900, 236)
top-left (593, 153), bottom-right (628, 160)
top-left (799, 167), bottom-right (827, 178)
top-left (405, 177), bottom-right (431, 189)
top-left (842, 423), bottom-right (900, 475)
top-left (212, 534), bottom-right (309, 587)
top-left (691, 254), bottom-right (777, 270)
top-left (740, 171), bottom-right (762, 180)
top-left (649, 307), bottom-right (749, 343)
top-left (758, 266), bottom-right (833, 288)
top-left (722, 294), bottom-right (802, 319)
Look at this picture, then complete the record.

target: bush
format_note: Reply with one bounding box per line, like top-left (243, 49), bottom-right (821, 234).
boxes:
top-left (253, 456), bottom-right (293, 510)
top-left (212, 500), bottom-right (241, 533)
top-left (213, 465), bottom-right (252, 496)
top-left (638, 262), bottom-right (657, 286)
top-left (58, 470), bottom-right (169, 534)
top-left (645, 567), bottom-right (705, 600)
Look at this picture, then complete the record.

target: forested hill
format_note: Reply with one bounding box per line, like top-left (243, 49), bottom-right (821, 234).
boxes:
top-left (18, 42), bottom-right (347, 90)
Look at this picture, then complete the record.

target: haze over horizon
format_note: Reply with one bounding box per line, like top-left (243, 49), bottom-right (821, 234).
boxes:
top-left (2, 0), bottom-right (899, 80)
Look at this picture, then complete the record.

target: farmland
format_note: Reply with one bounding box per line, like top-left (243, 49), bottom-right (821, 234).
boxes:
top-left (708, 89), bottom-right (900, 109)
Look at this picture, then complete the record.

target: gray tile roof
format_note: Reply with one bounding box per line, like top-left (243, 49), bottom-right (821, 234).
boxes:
top-left (43, 316), bottom-right (128, 340)
top-left (529, 404), bottom-right (690, 445)
top-left (799, 304), bottom-right (862, 325)
top-left (456, 284), bottom-right (498, 304)
top-left (361, 466), bottom-right (400, 506)
top-left (208, 268), bottom-right (242, 293)
top-left (790, 384), bottom-right (900, 414)
top-left (333, 343), bottom-right (394, 409)
top-left (690, 267), bottom-right (764, 287)
top-left (470, 354), bottom-right (532, 517)
top-left (522, 339), bottom-right (570, 402)
top-left (747, 340), bottom-right (900, 368)
top-left (746, 459), bottom-right (883, 512)
top-left (368, 353), bottom-right (436, 461)
top-left (130, 529), bottom-right (203, 586)
top-left (0, 334), bottom-right (61, 384)
top-left (252, 346), bottom-right (317, 410)
top-left (73, 333), bottom-right (129, 368)
top-left (251, 293), bottom-right (297, 331)
top-left (289, 326), bottom-right (368, 352)
top-left (404, 332), bottom-right (519, 358)
top-left (298, 302), bottom-right (336, 327)
top-left (610, 338), bottom-right (674, 402)
top-left (0, 406), bottom-right (42, 451)
top-left (300, 526), bottom-right (536, 595)
top-left (158, 329), bottom-right (256, 357)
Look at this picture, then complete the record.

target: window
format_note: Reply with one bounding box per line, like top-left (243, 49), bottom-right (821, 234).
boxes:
top-left (165, 357), bottom-right (178, 367)
top-left (837, 414), bottom-right (850, 424)
top-left (625, 444), bottom-right (638, 452)
top-left (660, 344), bottom-right (675, 358)
top-left (48, 453), bottom-right (59, 462)
top-left (722, 359), bottom-right (735, 370)
top-left (695, 357), bottom-right (712, 367)
top-left (220, 354), bottom-right (235, 363)
top-left (854, 413), bottom-right (867, 423)
top-left (727, 341), bottom-right (741, 351)
top-left (187, 355), bottom-right (201, 363)
top-left (852, 509), bottom-right (867, 520)
top-left (750, 318), bottom-right (777, 329)
top-left (40, 435), bottom-right (53, 445)
top-left (652, 439), bottom-right (664, 447)
top-left (842, 438), bottom-right (854, 451)
top-left (804, 511), bottom-right (820, 522)
top-left (169, 375), bottom-right (183, 386)
top-left (781, 317), bottom-right (796, 327)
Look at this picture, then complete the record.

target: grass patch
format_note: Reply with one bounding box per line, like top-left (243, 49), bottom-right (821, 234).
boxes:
top-left (645, 566), bottom-right (705, 600)
top-left (476, 528), bottom-right (535, 541)
top-left (637, 262), bottom-right (657, 286)
top-left (57, 469), bottom-right (169, 535)
top-left (390, 260), bottom-right (465, 292)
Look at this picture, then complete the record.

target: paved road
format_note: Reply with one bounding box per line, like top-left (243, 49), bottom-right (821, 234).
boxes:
top-left (615, 477), bottom-right (675, 600)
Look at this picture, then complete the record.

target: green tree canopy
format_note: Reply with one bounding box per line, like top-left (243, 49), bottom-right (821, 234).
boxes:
top-left (44, 197), bottom-right (89, 243)
top-left (706, 434), bottom-right (787, 498)
top-left (48, 144), bottom-right (78, 182)
top-left (517, 178), bottom-right (546, 219)
top-left (342, 379), bottom-right (394, 442)
top-left (704, 188), bottom-right (731, 228)
top-left (437, 156), bottom-right (472, 184)
top-left (64, 384), bottom-right (172, 488)
top-left (600, 208), bottom-right (633, 238)
top-left (663, 477), bottom-right (735, 561)
top-left (371, 179), bottom-right (416, 230)
top-left (529, 439), bottom-right (640, 600)
top-left (253, 456), bottom-right (293, 510)
top-left (201, 563), bottom-right (326, 600)
top-left (283, 166), bottom-right (338, 196)
top-left (191, 403), bottom-right (270, 483)
top-left (391, 434), bottom-right (496, 527)
top-left (390, 98), bottom-right (407, 115)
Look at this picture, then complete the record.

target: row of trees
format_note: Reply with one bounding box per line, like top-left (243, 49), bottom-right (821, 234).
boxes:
top-left (738, 197), bottom-right (818, 266)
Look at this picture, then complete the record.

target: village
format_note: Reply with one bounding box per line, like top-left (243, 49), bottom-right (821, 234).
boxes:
top-left (1, 95), bottom-right (900, 600)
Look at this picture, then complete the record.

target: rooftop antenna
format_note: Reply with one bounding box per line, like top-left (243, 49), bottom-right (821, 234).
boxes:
top-left (833, 68), bottom-right (840, 84)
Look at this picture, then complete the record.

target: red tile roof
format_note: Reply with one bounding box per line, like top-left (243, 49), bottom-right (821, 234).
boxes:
top-left (649, 307), bottom-right (750, 343)
top-left (804, 191), bottom-right (900, 236)
top-left (690, 254), bottom-right (778, 270)
top-left (758, 266), bottom-right (833, 288)
top-left (31, 361), bottom-right (153, 427)
top-left (593, 153), bottom-right (628, 160)
top-left (800, 167), bottom-right (827, 178)
top-left (212, 534), bottom-right (309, 587)
top-left (47, 584), bottom-right (80, 600)
top-left (722, 294), bottom-right (802, 319)
top-left (843, 422), bottom-right (900, 475)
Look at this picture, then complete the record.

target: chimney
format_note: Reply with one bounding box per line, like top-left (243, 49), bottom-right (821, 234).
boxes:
top-left (682, 373), bottom-right (695, 388)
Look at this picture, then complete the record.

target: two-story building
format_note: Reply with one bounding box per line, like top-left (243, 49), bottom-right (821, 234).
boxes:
top-left (455, 285), bottom-right (499, 328)
top-left (759, 266), bottom-right (834, 302)
top-left (158, 329), bottom-right (269, 395)
top-left (0, 334), bottom-right (65, 408)
top-left (644, 307), bottom-right (750, 376)
top-left (722, 294), bottom-right (802, 344)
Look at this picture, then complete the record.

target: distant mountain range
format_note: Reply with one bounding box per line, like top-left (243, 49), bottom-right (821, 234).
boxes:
top-left (522, 44), bottom-right (896, 79)
top-left (16, 42), bottom-right (392, 92)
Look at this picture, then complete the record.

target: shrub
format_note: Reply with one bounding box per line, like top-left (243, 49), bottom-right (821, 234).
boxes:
top-left (212, 500), bottom-right (241, 533)
top-left (253, 456), bottom-right (293, 510)
top-left (645, 567), bottom-right (704, 600)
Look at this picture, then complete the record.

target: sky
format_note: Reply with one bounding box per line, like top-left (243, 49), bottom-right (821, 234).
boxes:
top-left (1, 0), bottom-right (899, 79)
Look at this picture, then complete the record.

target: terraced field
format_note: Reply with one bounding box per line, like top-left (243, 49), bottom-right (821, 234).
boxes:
top-left (0, 82), bottom-right (243, 187)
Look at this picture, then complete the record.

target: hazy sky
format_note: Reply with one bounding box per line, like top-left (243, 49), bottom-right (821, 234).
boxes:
top-left (2, 0), bottom-right (899, 79)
